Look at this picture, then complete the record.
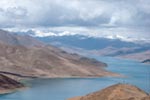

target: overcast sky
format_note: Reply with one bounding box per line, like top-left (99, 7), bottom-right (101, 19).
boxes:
top-left (0, 0), bottom-right (150, 40)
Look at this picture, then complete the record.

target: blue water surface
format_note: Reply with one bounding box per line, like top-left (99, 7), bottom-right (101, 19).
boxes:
top-left (0, 56), bottom-right (150, 100)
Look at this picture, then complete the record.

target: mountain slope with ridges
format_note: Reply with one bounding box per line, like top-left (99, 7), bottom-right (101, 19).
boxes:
top-left (0, 29), bottom-right (118, 78)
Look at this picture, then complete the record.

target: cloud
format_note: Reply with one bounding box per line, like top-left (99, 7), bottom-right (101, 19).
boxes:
top-left (0, 0), bottom-right (150, 39)
top-left (0, 6), bottom-right (28, 27)
top-left (0, 0), bottom-right (149, 27)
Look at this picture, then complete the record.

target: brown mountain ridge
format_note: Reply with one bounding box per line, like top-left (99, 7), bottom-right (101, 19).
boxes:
top-left (0, 29), bottom-right (118, 78)
top-left (68, 84), bottom-right (149, 100)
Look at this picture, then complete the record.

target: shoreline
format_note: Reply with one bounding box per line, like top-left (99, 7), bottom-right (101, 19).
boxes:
top-left (0, 71), bottom-right (124, 95)
top-left (0, 87), bottom-right (26, 95)
top-left (0, 73), bottom-right (122, 95)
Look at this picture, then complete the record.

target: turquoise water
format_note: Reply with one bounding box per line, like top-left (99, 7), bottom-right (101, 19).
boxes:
top-left (0, 57), bottom-right (150, 100)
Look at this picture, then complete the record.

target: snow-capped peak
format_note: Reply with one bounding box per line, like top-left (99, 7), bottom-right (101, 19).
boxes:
top-left (3, 28), bottom-right (150, 44)
top-left (29, 30), bottom-right (77, 37)
top-left (31, 29), bottom-right (56, 37)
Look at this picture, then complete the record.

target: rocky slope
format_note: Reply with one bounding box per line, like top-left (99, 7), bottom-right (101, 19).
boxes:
top-left (68, 84), bottom-right (149, 100)
top-left (119, 50), bottom-right (150, 64)
top-left (0, 74), bottom-right (24, 94)
top-left (0, 29), bottom-right (118, 78)
top-left (0, 29), bottom-right (44, 47)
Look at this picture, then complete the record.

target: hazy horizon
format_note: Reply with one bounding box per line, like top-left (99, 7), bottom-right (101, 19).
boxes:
top-left (0, 0), bottom-right (150, 42)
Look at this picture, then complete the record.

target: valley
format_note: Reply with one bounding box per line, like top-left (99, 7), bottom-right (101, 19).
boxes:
top-left (0, 29), bottom-right (118, 81)
top-left (0, 0), bottom-right (150, 100)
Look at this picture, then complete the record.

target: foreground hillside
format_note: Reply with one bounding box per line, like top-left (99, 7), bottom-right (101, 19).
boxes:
top-left (69, 84), bottom-right (149, 100)
top-left (0, 29), bottom-right (118, 78)
top-left (0, 74), bottom-right (24, 94)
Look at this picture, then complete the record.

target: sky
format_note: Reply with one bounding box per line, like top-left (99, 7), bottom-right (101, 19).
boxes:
top-left (0, 0), bottom-right (150, 42)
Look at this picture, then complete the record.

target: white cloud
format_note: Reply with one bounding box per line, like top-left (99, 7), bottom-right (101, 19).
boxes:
top-left (0, 0), bottom-right (149, 27)
top-left (4, 26), bottom-right (150, 44)
top-left (0, 0), bottom-right (150, 40)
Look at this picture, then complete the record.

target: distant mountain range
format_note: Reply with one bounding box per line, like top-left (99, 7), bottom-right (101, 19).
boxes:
top-left (14, 30), bottom-right (150, 64)
top-left (13, 30), bottom-right (144, 49)
top-left (0, 29), bottom-right (118, 79)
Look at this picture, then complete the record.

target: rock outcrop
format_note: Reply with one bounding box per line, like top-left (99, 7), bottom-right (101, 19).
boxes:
top-left (0, 74), bottom-right (24, 94)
